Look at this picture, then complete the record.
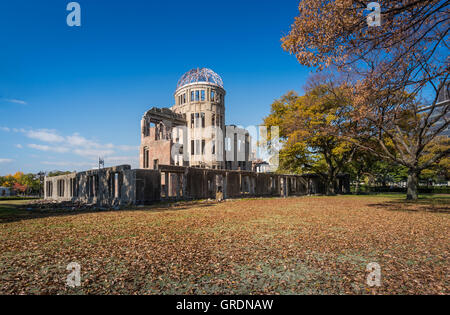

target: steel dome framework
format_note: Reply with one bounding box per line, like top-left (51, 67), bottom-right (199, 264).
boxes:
top-left (176, 68), bottom-right (224, 90)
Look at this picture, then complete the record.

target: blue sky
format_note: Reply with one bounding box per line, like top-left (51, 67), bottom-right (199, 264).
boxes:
top-left (0, 0), bottom-right (312, 175)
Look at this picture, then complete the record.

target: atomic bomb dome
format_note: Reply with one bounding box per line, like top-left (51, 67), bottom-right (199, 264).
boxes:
top-left (141, 67), bottom-right (250, 172)
top-left (176, 68), bottom-right (224, 90)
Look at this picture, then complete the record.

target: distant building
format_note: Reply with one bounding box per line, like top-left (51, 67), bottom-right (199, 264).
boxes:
top-left (0, 187), bottom-right (11, 197)
top-left (431, 83), bottom-right (449, 137)
top-left (252, 160), bottom-right (271, 173)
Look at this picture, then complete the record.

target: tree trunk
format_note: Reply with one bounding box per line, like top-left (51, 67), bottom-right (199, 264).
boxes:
top-left (355, 175), bottom-right (360, 194)
top-left (325, 177), bottom-right (336, 196)
top-left (406, 169), bottom-right (419, 201)
top-left (324, 156), bottom-right (337, 196)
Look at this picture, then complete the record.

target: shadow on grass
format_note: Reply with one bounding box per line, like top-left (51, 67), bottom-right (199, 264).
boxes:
top-left (367, 196), bottom-right (450, 214)
top-left (0, 200), bottom-right (216, 224)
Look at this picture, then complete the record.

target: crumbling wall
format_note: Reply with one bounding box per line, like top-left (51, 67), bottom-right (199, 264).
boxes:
top-left (185, 168), bottom-right (208, 199)
top-left (44, 172), bottom-right (76, 202)
top-left (44, 165), bottom-right (138, 206)
top-left (135, 169), bottom-right (161, 205)
top-left (224, 171), bottom-right (241, 198)
top-left (255, 173), bottom-right (273, 196)
top-left (140, 107), bottom-right (187, 169)
top-left (44, 164), bottom-right (351, 206)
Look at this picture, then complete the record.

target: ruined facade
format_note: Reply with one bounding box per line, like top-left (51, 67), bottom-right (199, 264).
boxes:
top-left (140, 108), bottom-right (187, 169)
top-left (44, 164), bottom-right (350, 205)
top-left (44, 165), bottom-right (161, 206)
top-left (140, 68), bottom-right (251, 171)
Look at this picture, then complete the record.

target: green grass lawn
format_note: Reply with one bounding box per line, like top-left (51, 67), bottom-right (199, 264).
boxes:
top-left (342, 193), bottom-right (450, 203)
top-left (0, 194), bottom-right (448, 295)
top-left (0, 199), bottom-right (34, 218)
top-left (344, 192), bottom-right (450, 199)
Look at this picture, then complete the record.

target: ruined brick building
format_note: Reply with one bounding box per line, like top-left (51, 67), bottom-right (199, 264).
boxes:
top-left (44, 68), bottom-right (350, 205)
top-left (140, 68), bottom-right (251, 171)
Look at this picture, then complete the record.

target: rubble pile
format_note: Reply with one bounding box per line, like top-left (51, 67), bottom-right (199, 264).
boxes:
top-left (22, 200), bottom-right (114, 212)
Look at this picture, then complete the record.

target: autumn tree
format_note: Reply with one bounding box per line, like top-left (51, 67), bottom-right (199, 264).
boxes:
top-left (0, 172), bottom-right (41, 195)
top-left (420, 136), bottom-right (450, 183)
top-left (13, 182), bottom-right (27, 194)
top-left (0, 175), bottom-right (16, 188)
top-left (264, 83), bottom-right (356, 195)
top-left (21, 173), bottom-right (41, 195)
top-left (349, 89), bottom-right (449, 199)
top-left (282, 0), bottom-right (449, 200)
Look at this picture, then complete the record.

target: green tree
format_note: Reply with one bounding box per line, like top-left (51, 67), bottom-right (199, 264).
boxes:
top-left (346, 150), bottom-right (379, 194)
top-left (0, 175), bottom-right (16, 188)
top-left (264, 83), bottom-right (356, 195)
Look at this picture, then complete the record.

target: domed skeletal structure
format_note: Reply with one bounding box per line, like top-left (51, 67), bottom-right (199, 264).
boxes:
top-left (176, 68), bottom-right (224, 90)
top-left (141, 67), bottom-right (252, 172)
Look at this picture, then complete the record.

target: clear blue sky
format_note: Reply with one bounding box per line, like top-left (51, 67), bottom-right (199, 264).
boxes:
top-left (0, 0), bottom-right (312, 175)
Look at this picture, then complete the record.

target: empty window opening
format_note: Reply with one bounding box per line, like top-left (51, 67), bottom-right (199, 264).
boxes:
top-left (114, 173), bottom-right (119, 198)
top-left (143, 147), bottom-right (149, 168)
top-left (88, 175), bottom-right (98, 198)
top-left (69, 179), bottom-right (74, 197)
top-left (57, 180), bottom-right (63, 197)
top-left (88, 176), bottom-right (92, 197)
top-left (195, 113), bottom-right (200, 128)
top-left (46, 181), bottom-right (53, 197)
top-left (161, 172), bottom-right (167, 198)
top-left (73, 178), bottom-right (78, 197)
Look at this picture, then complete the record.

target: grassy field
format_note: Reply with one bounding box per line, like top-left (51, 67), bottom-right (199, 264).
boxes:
top-left (0, 194), bottom-right (448, 295)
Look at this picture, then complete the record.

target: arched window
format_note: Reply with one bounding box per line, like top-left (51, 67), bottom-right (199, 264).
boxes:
top-left (143, 147), bottom-right (149, 168)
